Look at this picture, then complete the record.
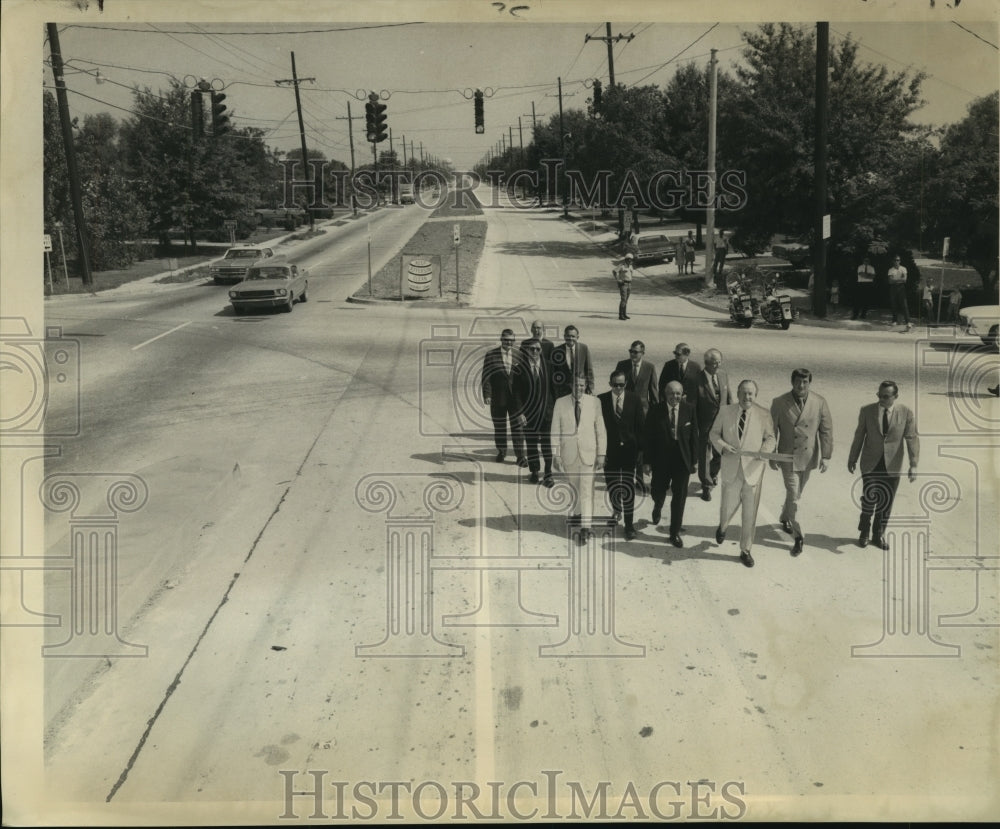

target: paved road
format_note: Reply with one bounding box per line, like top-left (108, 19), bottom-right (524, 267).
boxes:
top-left (27, 191), bottom-right (1000, 821)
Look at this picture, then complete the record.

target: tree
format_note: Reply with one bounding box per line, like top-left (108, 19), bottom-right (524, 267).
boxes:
top-left (924, 92), bottom-right (1000, 296)
top-left (723, 24), bottom-right (926, 258)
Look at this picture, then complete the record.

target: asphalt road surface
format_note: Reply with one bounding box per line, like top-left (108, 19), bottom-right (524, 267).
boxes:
top-left (20, 190), bottom-right (1000, 822)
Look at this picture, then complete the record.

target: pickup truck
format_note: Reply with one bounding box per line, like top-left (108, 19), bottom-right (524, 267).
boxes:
top-left (625, 233), bottom-right (677, 264)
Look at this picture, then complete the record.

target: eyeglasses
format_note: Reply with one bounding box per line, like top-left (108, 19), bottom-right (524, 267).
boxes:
top-left (611, 382), bottom-right (626, 388)
top-left (628, 349), bottom-right (641, 354)
top-left (501, 339), bottom-right (515, 344)
top-left (527, 346), bottom-right (542, 352)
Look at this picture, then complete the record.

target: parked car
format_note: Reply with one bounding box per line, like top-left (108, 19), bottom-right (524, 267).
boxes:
top-left (956, 304), bottom-right (999, 349)
top-left (771, 240), bottom-right (811, 268)
top-left (229, 259), bottom-right (309, 314)
top-left (625, 233), bottom-right (676, 264)
top-left (254, 206), bottom-right (308, 227)
top-left (399, 183), bottom-right (415, 205)
top-left (210, 245), bottom-right (275, 284)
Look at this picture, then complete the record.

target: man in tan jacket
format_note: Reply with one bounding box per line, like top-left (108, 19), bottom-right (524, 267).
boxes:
top-left (847, 380), bottom-right (919, 549)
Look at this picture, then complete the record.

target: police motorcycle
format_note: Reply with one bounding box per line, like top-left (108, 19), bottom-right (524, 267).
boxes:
top-left (726, 272), bottom-right (755, 328)
top-left (758, 271), bottom-right (794, 330)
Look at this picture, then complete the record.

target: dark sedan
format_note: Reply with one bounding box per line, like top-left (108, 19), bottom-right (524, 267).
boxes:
top-left (229, 261), bottom-right (309, 314)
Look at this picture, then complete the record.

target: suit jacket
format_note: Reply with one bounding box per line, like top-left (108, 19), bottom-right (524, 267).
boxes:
top-left (550, 341), bottom-right (595, 398)
top-left (551, 393), bottom-right (606, 467)
top-left (847, 402), bottom-right (919, 475)
top-left (598, 390), bottom-right (645, 468)
top-left (770, 391), bottom-right (833, 472)
top-left (614, 359), bottom-right (659, 416)
top-left (659, 358), bottom-right (702, 402)
top-left (709, 403), bottom-right (776, 487)
top-left (643, 399), bottom-right (699, 473)
top-left (481, 346), bottom-right (521, 408)
top-left (512, 358), bottom-right (555, 428)
top-left (520, 336), bottom-right (554, 362)
top-left (693, 368), bottom-right (732, 435)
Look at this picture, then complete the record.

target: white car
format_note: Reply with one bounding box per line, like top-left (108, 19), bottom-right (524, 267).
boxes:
top-left (956, 304), bottom-right (999, 349)
top-left (210, 245), bottom-right (275, 284)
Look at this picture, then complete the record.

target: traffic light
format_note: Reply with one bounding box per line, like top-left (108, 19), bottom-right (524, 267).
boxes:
top-left (474, 89), bottom-right (484, 134)
top-left (191, 90), bottom-right (204, 138)
top-left (210, 91), bottom-right (229, 136)
top-left (592, 79), bottom-right (602, 112)
top-left (365, 92), bottom-right (388, 143)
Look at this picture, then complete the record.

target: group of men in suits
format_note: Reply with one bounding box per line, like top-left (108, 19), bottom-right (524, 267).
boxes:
top-left (482, 322), bottom-right (919, 561)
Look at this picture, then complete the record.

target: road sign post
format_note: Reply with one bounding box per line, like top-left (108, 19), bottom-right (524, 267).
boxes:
top-left (44, 234), bottom-right (53, 293)
top-left (937, 237), bottom-right (950, 323)
top-left (453, 224), bottom-right (460, 303)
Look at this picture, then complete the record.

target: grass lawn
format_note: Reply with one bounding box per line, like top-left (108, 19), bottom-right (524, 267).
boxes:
top-left (351, 193), bottom-right (487, 302)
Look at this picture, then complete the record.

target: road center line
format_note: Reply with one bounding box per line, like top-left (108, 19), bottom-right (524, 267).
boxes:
top-left (131, 321), bottom-right (192, 351)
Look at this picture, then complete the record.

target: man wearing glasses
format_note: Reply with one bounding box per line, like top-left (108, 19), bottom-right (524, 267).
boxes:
top-left (887, 254), bottom-right (912, 331)
top-left (659, 342), bottom-right (701, 403)
top-left (847, 380), bottom-right (919, 550)
top-left (513, 338), bottom-right (556, 487)
top-left (599, 371), bottom-right (645, 540)
top-left (482, 329), bottom-right (527, 466)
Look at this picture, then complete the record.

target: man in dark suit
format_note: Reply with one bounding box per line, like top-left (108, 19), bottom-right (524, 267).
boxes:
top-left (520, 319), bottom-right (554, 362)
top-left (659, 342), bottom-right (701, 403)
top-left (692, 348), bottom-right (733, 502)
top-left (482, 329), bottom-right (526, 465)
top-left (513, 338), bottom-right (556, 486)
top-left (614, 339), bottom-right (658, 494)
top-left (598, 370), bottom-right (645, 541)
top-left (643, 381), bottom-right (699, 548)
top-left (847, 380), bottom-right (919, 549)
top-left (550, 324), bottom-right (595, 399)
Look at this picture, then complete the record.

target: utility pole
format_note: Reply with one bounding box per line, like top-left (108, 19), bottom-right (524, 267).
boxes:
top-left (275, 52), bottom-right (316, 230)
top-left (46, 23), bottom-right (92, 285)
top-left (584, 22), bottom-right (635, 89)
top-left (704, 49), bottom-right (719, 290)
top-left (518, 117), bottom-right (524, 164)
top-left (558, 76), bottom-right (567, 218)
top-left (346, 102), bottom-right (357, 216)
top-left (814, 22), bottom-right (830, 318)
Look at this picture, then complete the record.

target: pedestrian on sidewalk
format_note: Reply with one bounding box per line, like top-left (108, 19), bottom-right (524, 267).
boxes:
top-left (712, 230), bottom-right (729, 280)
top-left (613, 253), bottom-right (635, 320)
top-left (682, 230), bottom-right (696, 275)
top-left (852, 256), bottom-right (876, 320)
top-left (888, 254), bottom-right (912, 330)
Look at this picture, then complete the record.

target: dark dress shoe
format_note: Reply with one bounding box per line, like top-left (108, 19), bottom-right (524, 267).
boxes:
top-left (701, 488), bottom-right (712, 502)
top-left (715, 526), bottom-right (726, 544)
top-left (517, 456), bottom-right (529, 468)
top-left (740, 550), bottom-right (755, 568)
top-left (624, 526), bottom-right (637, 541)
top-left (529, 471), bottom-right (540, 484)
top-left (542, 476), bottom-right (554, 488)
top-left (495, 451), bottom-right (505, 463)
top-left (990, 385), bottom-right (999, 397)
top-left (578, 528), bottom-right (591, 545)
top-left (791, 537), bottom-right (803, 556)
top-left (872, 535), bottom-right (889, 550)
top-left (781, 520), bottom-right (793, 534)
top-left (670, 533), bottom-right (683, 548)
top-left (651, 505), bottom-right (662, 525)
top-left (858, 533), bottom-right (870, 548)
top-left (712, 476), bottom-right (718, 487)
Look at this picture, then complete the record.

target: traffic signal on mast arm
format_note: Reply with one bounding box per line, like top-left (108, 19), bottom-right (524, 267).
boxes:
top-left (366, 92), bottom-right (388, 143)
top-left (474, 89), bottom-right (484, 134)
top-left (191, 90), bottom-right (204, 138)
top-left (592, 79), bottom-right (602, 112)
top-left (210, 91), bottom-right (230, 136)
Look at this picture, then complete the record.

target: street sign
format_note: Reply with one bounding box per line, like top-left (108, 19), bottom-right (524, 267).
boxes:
top-left (453, 224), bottom-right (460, 245)
top-left (223, 220), bottom-right (237, 228)
top-left (822, 214), bottom-right (831, 240)
top-left (43, 234), bottom-right (52, 252)
top-left (942, 237), bottom-right (950, 258)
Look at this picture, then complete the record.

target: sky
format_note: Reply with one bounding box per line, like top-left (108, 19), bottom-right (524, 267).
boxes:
top-left (47, 15), bottom-right (1000, 171)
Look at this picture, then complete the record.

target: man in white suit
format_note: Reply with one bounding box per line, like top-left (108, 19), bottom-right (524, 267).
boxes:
top-left (552, 375), bottom-right (607, 543)
top-left (709, 379), bottom-right (776, 568)
top-left (769, 368), bottom-right (833, 556)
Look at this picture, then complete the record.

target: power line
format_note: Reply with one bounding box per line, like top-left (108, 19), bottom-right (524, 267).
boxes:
top-left (952, 21), bottom-right (998, 50)
top-left (629, 23), bottom-right (719, 86)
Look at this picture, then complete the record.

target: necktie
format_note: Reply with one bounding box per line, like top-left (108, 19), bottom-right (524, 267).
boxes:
top-left (711, 373), bottom-right (719, 397)
top-left (738, 409), bottom-right (747, 440)
top-left (532, 361), bottom-right (539, 379)
top-left (669, 406), bottom-right (677, 439)
top-left (615, 395), bottom-right (622, 419)
top-left (633, 364), bottom-right (638, 381)
top-left (567, 346), bottom-right (573, 371)
top-left (575, 398), bottom-right (581, 427)
top-left (882, 407), bottom-right (889, 437)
